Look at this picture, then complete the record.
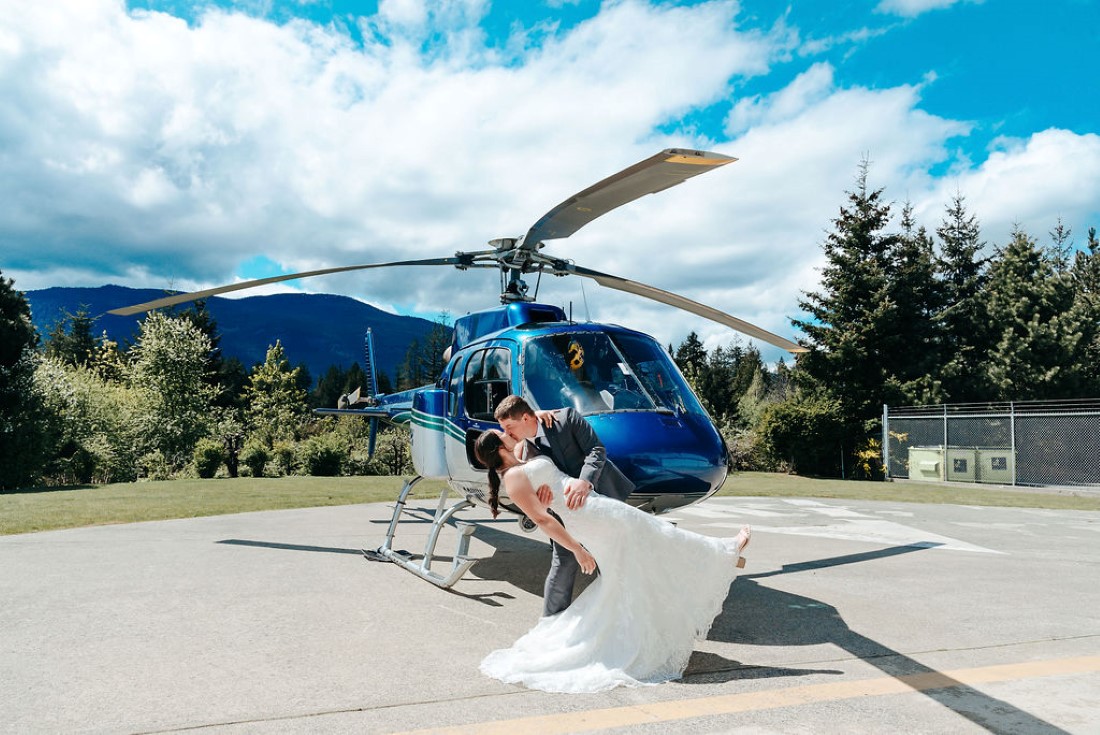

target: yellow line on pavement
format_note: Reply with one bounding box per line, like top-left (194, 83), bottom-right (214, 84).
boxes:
top-left (396, 655), bottom-right (1100, 735)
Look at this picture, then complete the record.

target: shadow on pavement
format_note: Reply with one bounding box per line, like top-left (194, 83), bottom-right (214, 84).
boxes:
top-left (216, 520), bottom-right (1068, 734)
top-left (705, 544), bottom-right (1069, 734)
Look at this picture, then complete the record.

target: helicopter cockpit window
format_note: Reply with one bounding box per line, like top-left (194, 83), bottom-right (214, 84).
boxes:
top-left (609, 333), bottom-right (707, 416)
top-left (522, 333), bottom-right (660, 415)
top-left (464, 347), bottom-right (512, 421)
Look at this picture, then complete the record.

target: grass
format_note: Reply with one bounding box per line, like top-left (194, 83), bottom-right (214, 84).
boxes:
top-left (0, 475), bottom-right (448, 536)
top-left (2, 472), bottom-right (1098, 536)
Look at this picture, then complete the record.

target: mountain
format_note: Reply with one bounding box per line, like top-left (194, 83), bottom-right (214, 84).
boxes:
top-left (25, 285), bottom-right (445, 386)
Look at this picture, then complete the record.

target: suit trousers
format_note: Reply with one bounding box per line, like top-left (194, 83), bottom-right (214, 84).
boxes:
top-left (543, 508), bottom-right (581, 617)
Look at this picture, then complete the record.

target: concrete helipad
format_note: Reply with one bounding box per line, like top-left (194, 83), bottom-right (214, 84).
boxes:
top-left (2, 492), bottom-right (1099, 734)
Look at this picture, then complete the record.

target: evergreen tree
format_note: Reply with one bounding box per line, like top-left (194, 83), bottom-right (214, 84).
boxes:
top-left (1071, 227), bottom-right (1100, 394)
top-left (396, 337), bottom-right (422, 391)
top-left (794, 161), bottom-right (900, 443)
top-left (89, 331), bottom-right (128, 383)
top-left (244, 341), bottom-right (308, 444)
top-left (1049, 218), bottom-right (1073, 273)
top-left (396, 317), bottom-right (453, 390)
top-left (673, 332), bottom-right (707, 377)
top-left (45, 305), bottom-right (98, 367)
top-left (884, 203), bottom-right (942, 404)
top-left (698, 342), bottom-right (741, 421)
top-left (934, 193), bottom-right (991, 401)
top-left (981, 227), bottom-right (1086, 400)
top-left (311, 363), bottom-right (371, 409)
top-left (312, 364), bottom-right (349, 409)
top-left (175, 300), bottom-right (249, 408)
top-left (0, 270), bottom-right (37, 366)
top-left (128, 312), bottom-right (219, 472)
top-left (0, 270), bottom-right (48, 490)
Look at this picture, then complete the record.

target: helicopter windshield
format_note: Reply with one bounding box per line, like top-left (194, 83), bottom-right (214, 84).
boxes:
top-left (522, 332), bottom-right (705, 416)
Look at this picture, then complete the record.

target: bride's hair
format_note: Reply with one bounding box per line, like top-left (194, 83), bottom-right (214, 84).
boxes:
top-left (474, 430), bottom-right (507, 518)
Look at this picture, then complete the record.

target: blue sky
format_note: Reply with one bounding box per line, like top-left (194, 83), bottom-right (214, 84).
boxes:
top-left (3, 0), bottom-right (1098, 360)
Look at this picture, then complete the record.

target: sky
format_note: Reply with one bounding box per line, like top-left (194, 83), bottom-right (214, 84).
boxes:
top-left (2, 0), bottom-right (1098, 363)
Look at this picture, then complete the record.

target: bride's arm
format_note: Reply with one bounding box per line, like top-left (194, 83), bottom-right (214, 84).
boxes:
top-left (504, 468), bottom-right (596, 575)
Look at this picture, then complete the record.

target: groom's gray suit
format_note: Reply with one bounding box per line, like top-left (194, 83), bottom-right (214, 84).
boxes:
top-left (536, 407), bottom-right (634, 616)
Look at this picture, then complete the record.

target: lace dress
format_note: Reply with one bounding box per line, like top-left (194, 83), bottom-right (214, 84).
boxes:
top-left (480, 455), bottom-right (743, 693)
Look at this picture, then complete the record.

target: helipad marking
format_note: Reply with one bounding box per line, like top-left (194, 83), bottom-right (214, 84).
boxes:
top-left (399, 655), bottom-right (1100, 735)
top-left (686, 500), bottom-right (1001, 553)
top-left (676, 506), bottom-right (786, 519)
top-left (719, 519), bottom-right (1002, 554)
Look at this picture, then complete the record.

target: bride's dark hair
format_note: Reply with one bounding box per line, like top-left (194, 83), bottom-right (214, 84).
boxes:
top-left (474, 430), bottom-right (508, 518)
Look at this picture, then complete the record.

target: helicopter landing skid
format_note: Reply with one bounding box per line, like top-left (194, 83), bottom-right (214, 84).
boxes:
top-left (363, 475), bottom-right (477, 589)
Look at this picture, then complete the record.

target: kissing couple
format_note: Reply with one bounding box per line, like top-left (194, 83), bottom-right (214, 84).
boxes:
top-left (474, 395), bottom-right (751, 694)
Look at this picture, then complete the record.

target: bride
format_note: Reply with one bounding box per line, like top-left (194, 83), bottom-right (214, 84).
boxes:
top-left (474, 429), bottom-right (751, 694)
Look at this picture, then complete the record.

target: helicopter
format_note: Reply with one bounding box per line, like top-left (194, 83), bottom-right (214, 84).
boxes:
top-left (112, 148), bottom-right (805, 589)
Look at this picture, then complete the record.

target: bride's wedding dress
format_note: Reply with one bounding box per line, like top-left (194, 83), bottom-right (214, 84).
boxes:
top-left (480, 455), bottom-right (744, 693)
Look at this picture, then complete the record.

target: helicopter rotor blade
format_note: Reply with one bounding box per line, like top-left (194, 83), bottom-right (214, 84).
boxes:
top-left (108, 256), bottom-right (472, 316)
top-left (562, 263), bottom-right (806, 354)
top-left (521, 149), bottom-right (736, 249)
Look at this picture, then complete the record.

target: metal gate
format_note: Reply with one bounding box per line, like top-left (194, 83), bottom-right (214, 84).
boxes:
top-left (883, 399), bottom-right (1100, 487)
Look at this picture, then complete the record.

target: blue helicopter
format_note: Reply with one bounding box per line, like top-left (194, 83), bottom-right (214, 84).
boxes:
top-left (112, 148), bottom-right (804, 588)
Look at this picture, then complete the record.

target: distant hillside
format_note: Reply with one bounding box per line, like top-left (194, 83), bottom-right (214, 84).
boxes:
top-left (25, 285), bottom-right (445, 386)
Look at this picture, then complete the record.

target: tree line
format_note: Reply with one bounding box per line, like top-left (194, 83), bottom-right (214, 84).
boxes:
top-left (0, 288), bottom-right (453, 490)
top-left (674, 161), bottom-right (1100, 478)
top-left (3, 161), bottom-right (1097, 489)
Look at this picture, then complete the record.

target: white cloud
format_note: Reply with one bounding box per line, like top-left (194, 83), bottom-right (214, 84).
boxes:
top-left (1, 0), bottom-right (1097, 363)
top-left (875, 0), bottom-right (980, 18)
top-left (914, 129), bottom-right (1100, 247)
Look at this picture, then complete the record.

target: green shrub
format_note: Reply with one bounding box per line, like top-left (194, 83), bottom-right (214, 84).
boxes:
top-left (193, 438), bottom-right (226, 479)
top-left (755, 393), bottom-right (845, 475)
top-left (298, 433), bottom-right (346, 477)
top-left (272, 440), bottom-right (297, 476)
top-left (240, 440), bottom-right (270, 478)
top-left (138, 450), bottom-right (173, 481)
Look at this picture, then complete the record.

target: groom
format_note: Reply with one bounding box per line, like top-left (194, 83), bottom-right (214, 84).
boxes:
top-left (493, 394), bottom-right (634, 616)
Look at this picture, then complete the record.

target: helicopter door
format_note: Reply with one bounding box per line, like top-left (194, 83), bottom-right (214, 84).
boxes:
top-left (464, 347), bottom-right (512, 421)
top-left (459, 346), bottom-right (512, 468)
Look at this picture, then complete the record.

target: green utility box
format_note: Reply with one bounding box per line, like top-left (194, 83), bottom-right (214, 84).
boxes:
top-left (946, 448), bottom-right (977, 482)
top-left (908, 446), bottom-right (944, 482)
top-left (977, 448), bottom-right (1014, 484)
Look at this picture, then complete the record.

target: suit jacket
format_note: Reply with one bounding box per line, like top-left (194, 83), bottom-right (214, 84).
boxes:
top-left (540, 407), bottom-right (634, 502)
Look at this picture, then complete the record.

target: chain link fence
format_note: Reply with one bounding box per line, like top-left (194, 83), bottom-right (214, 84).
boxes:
top-left (883, 399), bottom-right (1100, 487)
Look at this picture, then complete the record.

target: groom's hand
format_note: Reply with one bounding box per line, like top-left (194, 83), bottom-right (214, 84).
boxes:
top-left (536, 484), bottom-right (553, 506)
top-left (563, 478), bottom-right (592, 510)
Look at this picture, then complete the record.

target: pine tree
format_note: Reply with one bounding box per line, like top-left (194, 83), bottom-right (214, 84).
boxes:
top-left (794, 160), bottom-right (899, 431)
top-left (244, 341), bottom-right (308, 445)
top-left (0, 270), bottom-right (37, 367)
top-left (982, 227), bottom-right (1086, 400)
top-left (1071, 227), bottom-right (1100, 394)
top-left (885, 203), bottom-right (942, 404)
top-left (0, 270), bottom-right (48, 489)
top-left (673, 332), bottom-right (707, 376)
top-left (934, 193), bottom-right (990, 401)
top-left (45, 305), bottom-right (98, 367)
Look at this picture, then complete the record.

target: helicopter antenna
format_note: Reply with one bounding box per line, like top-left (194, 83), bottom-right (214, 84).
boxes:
top-left (580, 280), bottom-right (591, 322)
top-left (533, 264), bottom-right (544, 300)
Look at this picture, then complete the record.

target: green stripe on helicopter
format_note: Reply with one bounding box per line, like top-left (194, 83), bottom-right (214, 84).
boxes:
top-left (444, 419), bottom-right (465, 443)
top-left (411, 410), bottom-right (468, 444)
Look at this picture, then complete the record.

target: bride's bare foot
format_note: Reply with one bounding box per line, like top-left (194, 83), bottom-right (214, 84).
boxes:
top-left (733, 525), bottom-right (751, 554)
top-left (733, 526), bottom-right (751, 568)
